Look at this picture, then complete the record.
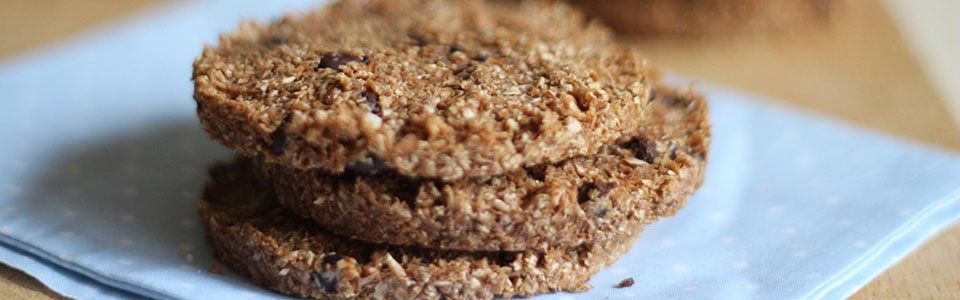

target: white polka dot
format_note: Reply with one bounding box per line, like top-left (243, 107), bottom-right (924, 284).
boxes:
top-left (0, 226), bottom-right (12, 234)
top-left (838, 219), bottom-right (855, 227)
top-left (68, 165), bottom-right (83, 177)
top-left (240, 291), bottom-right (259, 299)
top-left (66, 185), bottom-right (81, 195)
top-left (825, 196), bottom-right (840, 205)
top-left (82, 286), bottom-right (97, 295)
top-left (179, 243), bottom-right (194, 251)
top-left (768, 206), bottom-right (784, 214)
top-left (734, 261), bottom-right (749, 270)
top-left (13, 139), bottom-right (28, 150)
top-left (796, 155), bottom-right (814, 168)
top-left (746, 283), bottom-right (760, 290)
top-left (120, 239), bottom-right (135, 247)
top-left (72, 122), bottom-right (90, 135)
top-left (180, 166), bottom-right (198, 176)
top-left (672, 264), bottom-right (688, 273)
top-left (62, 209), bottom-right (78, 218)
top-left (120, 214), bottom-right (138, 224)
top-left (116, 259), bottom-right (133, 266)
top-left (127, 145), bottom-right (144, 154)
top-left (898, 209), bottom-right (913, 216)
top-left (812, 176), bottom-right (828, 184)
top-left (684, 285), bottom-right (697, 291)
top-left (59, 230), bottom-right (75, 238)
top-left (121, 186), bottom-right (139, 198)
top-left (807, 272), bottom-right (822, 279)
top-left (853, 152), bottom-right (869, 163)
top-left (125, 165), bottom-right (141, 175)
top-left (6, 185), bottom-right (21, 196)
top-left (180, 218), bottom-right (196, 227)
top-left (710, 212), bottom-right (725, 222)
top-left (721, 236), bottom-right (736, 245)
top-left (853, 240), bottom-right (869, 248)
top-left (793, 250), bottom-right (809, 257)
top-left (661, 239), bottom-right (676, 248)
top-left (782, 227), bottom-right (796, 236)
top-left (610, 267), bottom-right (628, 275)
top-left (941, 184), bottom-right (955, 193)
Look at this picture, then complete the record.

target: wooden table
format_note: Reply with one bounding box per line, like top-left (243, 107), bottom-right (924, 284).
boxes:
top-left (2, 0), bottom-right (958, 298)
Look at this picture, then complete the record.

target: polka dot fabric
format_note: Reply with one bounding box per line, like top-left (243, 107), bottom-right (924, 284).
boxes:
top-left (0, 1), bottom-right (959, 299)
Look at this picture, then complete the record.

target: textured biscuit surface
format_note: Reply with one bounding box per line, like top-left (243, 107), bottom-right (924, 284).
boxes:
top-left (257, 86), bottom-right (709, 251)
top-left (194, 0), bottom-right (651, 181)
top-left (572, 0), bottom-right (837, 36)
top-left (201, 160), bottom-right (640, 299)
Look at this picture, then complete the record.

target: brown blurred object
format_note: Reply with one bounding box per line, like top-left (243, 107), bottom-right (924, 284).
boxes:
top-left (0, 0), bottom-right (958, 299)
top-left (572, 0), bottom-right (837, 36)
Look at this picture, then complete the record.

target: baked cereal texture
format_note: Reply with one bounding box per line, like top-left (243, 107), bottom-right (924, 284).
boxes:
top-left (256, 85), bottom-right (709, 251)
top-left (572, 0), bottom-right (838, 36)
top-left (201, 159), bottom-right (640, 299)
top-left (193, 0), bottom-right (652, 181)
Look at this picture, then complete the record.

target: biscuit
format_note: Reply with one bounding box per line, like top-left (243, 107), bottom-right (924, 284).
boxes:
top-left (193, 0), bottom-right (652, 181)
top-left (201, 159), bottom-right (640, 299)
top-left (256, 85), bottom-right (709, 251)
top-left (572, 0), bottom-right (837, 36)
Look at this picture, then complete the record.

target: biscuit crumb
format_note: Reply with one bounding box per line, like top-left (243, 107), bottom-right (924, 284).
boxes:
top-left (209, 264), bottom-right (223, 275)
top-left (616, 277), bottom-right (634, 288)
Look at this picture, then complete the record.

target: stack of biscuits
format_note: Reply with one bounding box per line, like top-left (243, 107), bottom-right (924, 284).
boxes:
top-left (191, 0), bottom-right (710, 299)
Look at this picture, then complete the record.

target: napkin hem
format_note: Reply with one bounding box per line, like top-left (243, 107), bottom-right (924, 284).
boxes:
top-left (0, 243), bottom-right (131, 299)
top-left (0, 234), bottom-right (171, 299)
top-left (805, 188), bottom-right (960, 299)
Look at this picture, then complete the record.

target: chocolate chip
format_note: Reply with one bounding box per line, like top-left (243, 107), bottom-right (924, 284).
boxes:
top-left (310, 271), bottom-right (338, 293)
top-left (392, 177), bottom-right (422, 208)
top-left (573, 90), bottom-right (590, 112)
top-left (595, 182), bottom-right (617, 196)
top-left (322, 254), bottom-right (346, 266)
top-left (622, 137), bottom-right (658, 163)
top-left (472, 54), bottom-right (489, 62)
top-left (270, 114), bottom-right (293, 156)
top-left (409, 33), bottom-right (431, 46)
top-left (363, 90), bottom-right (381, 115)
top-left (595, 203), bottom-right (608, 218)
top-left (264, 36), bottom-right (287, 46)
top-left (524, 165), bottom-right (548, 182)
top-left (496, 252), bottom-right (517, 265)
top-left (449, 44), bottom-right (463, 53)
top-left (454, 66), bottom-right (475, 80)
top-left (577, 182), bottom-right (617, 204)
top-left (317, 52), bottom-right (360, 71)
top-left (616, 277), bottom-right (635, 288)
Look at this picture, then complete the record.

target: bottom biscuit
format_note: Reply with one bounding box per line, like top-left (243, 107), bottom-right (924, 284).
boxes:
top-left (200, 159), bottom-right (640, 299)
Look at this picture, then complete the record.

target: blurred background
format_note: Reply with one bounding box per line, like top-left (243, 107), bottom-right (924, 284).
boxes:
top-left (0, 0), bottom-right (957, 298)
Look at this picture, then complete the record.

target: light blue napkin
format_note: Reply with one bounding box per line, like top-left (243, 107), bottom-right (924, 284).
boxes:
top-left (1, 1), bottom-right (959, 299)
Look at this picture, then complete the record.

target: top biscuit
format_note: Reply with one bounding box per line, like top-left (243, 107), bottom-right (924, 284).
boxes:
top-left (193, 0), bottom-right (651, 180)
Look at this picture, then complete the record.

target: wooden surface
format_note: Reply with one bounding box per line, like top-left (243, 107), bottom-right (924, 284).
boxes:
top-left (1, 0), bottom-right (957, 299)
